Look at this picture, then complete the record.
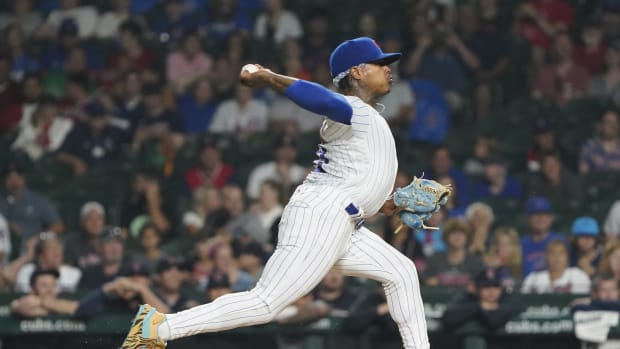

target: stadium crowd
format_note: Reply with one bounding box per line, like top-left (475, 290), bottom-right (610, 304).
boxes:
top-left (1, 0), bottom-right (620, 347)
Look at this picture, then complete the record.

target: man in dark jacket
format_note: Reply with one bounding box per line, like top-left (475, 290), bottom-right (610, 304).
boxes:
top-left (441, 267), bottom-right (523, 348)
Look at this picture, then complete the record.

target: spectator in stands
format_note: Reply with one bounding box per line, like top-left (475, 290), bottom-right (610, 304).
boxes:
top-left (425, 146), bottom-right (470, 207)
top-left (4, 24), bottom-right (39, 81)
top-left (192, 236), bottom-right (215, 289)
top-left (598, 241), bottom-right (620, 285)
top-left (166, 30), bottom-right (213, 95)
top-left (56, 101), bottom-right (123, 176)
top-left (209, 84), bottom-right (268, 138)
top-left (604, 200), bottom-right (620, 241)
top-left (570, 217), bottom-right (601, 279)
top-left (154, 257), bottom-right (198, 312)
top-left (205, 270), bottom-right (232, 302)
top-left (121, 170), bottom-right (173, 237)
top-left (424, 219), bottom-right (484, 289)
top-left (75, 263), bottom-right (170, 319)
top-left (588, 41), bottom-right (620, 107)
top-left (459, 3), bottom-right (509, 120)
top-left (315, 269), bottom-right (356, 317)
top-left (0, 54), bottom-right (21, 133)
top-left (384, 215), bottom-right (426, 271)
top-left (572, 274), bottom-right (620, 311)
top-left (11, 96), bottom-right (73, 161)
top-left (56, 72), bottom-right (92, 121)
top-left (209, 241), bottom-right (255, 292)
top-left (301, 7), bottom-right (332, 73)
top-left (236, 241), bottom-right (265, 279)
top-left (0, 213), bottom-right (10, 290)
top-left (1, 72), bottom-right (42, 134)
top-left (521, 196), bottom-right (565, 276)
top-left (0, 0), bottom-right (42, 37)
top-left (437, 175), bottom-right (465, 218)
top-left (344, 286), bottom-right (400, 349)
top-left (465, 202), bottom-right (495, 256)
top-left (201, 0), bottom-right (253, 41)
top-left (315, 269), bottom-right (357, 349)
top-left (414, 206), bottom-right (449, 258)
top-left (521, 240), bottom-right (591, 294)
top-left (223, 31), bottom-right (251, 67)
top-left (464, 134), bottom-right (498, 176)
top-left (185, 138), bottom-right (235, 192)
top-left (10, 269), bottom-right (78, 317)
top-left (95, 0), bottom-right (130, 39)
top-left (9, 232), bottom-right (81, 293)
top-left (517, 0), bottom-right (574, 66)
top-left (484, 227), bottom-right (523, 290)
top-left (274, 293), bottom-right (330, 349)
top-left (441, 267), bottom-right (523, 334)
top-left (132, 223), bottom-right (165, 272)
top-left (579, 108), bottom-right (620, 173)
top-left (177, 77), bottom-right (218, 133)
top-left (356, 11), bottom-right (378, 39)
top-left (254, 0), bottom-right (303, 45)
top-left (36, 0), bottom-right (98, 39)
top-left (473, 154), bottom-right (523, 201)
top-left (78, 226), bottom-right (126, 289)
top-left (574, 18), bottom-right (607, 75)
top-left (173, 186), bottom-right (222, 255)
top-left (0, 162), bottom-right (64, 243)
top-left (131, 83), bottom-right (185, 155)
top-left (210, 57), bottom-right (238, 100)
top-left (526, 117), bottom-right (570, 172)
top-left (150, 0), bottom-right (195, 47)
top-left (230, 180), bottom-right (283, 251)
top-left (246, 134), bottom-right (307, 201)
top-left (64, 201), bottom-right (105, 268)
top-left (110, 70), bottom-right (144, 135)
top-left (107, 20), bottom-right (155, 75)
top-left (531, 32), bottom-right (589, 106)
top-left (403, 20), bottom-right (480, 110)
top-left (40, 19), bottom-right (100, 74)
top-left (528, 151), bottom-right (581, 200)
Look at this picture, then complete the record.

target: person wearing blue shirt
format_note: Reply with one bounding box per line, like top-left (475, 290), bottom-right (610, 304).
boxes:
top-left (150, 0), bottom-right (197, 46)
top-left (425, 146), bottom-right (471, 208)
top-left (177, 77), bottom-right (218, 133)
top-left (473, 155), bottom-right (523, 200)
top-left (200, 0), bottom-right (253, 41)
top-left (40, 19), bottom-right (101, 72)
top-left (520, 196), bottom-right (566, 277)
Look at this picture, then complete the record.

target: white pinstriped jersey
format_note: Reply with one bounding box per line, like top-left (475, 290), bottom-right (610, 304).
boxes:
top-left (305, 95), bottom-right (398, 216)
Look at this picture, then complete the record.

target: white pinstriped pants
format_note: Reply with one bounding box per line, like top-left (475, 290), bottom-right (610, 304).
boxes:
top-left (165, 184), bottom-right (429, 349)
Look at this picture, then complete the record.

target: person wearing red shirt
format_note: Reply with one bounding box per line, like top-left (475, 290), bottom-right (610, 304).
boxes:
top-left (573, 19), bottom-right (607, 75)
top-left (184, 137), bottom-right (235, 191)
top-left (106, 20), bottom-right (155, 76)
top-left (518, 0), bottom-right (574, 66)
top-left (531, 32), bottom-right (589, 106)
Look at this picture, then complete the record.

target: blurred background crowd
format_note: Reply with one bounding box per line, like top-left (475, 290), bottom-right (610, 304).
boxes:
top-left (1, 0), bottom-right (620, 347)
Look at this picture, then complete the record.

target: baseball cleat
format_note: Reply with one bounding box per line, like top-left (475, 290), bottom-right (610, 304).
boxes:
top-left (120, 304), bottom-right (167, 349)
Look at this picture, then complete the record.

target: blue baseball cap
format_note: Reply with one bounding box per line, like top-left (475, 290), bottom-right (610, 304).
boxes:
top-left (572, 217), bottom-right (599, 236)
top-left (527, 196), bottom-right (552, 214)
top-left (329, 37), bottom-right (401, 86)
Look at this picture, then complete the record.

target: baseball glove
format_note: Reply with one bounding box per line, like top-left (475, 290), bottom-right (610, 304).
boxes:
top-left (391, 175), bottom-right (452, 234)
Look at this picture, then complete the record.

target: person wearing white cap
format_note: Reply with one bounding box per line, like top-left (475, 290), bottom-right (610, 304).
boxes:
top-left (64, 201), bottom-right (106, 268)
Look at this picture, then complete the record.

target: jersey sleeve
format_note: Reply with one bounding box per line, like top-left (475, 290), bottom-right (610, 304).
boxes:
top-left (284, 80), bottom-right (353, 125)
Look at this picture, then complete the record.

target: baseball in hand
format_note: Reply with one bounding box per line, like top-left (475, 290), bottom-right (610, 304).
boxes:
top-left (242, 64), bottom-right (259, 74)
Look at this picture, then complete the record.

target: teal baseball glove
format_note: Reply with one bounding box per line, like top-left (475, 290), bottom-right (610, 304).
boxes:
top-left (392, 175), bottom-right (452, 234)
